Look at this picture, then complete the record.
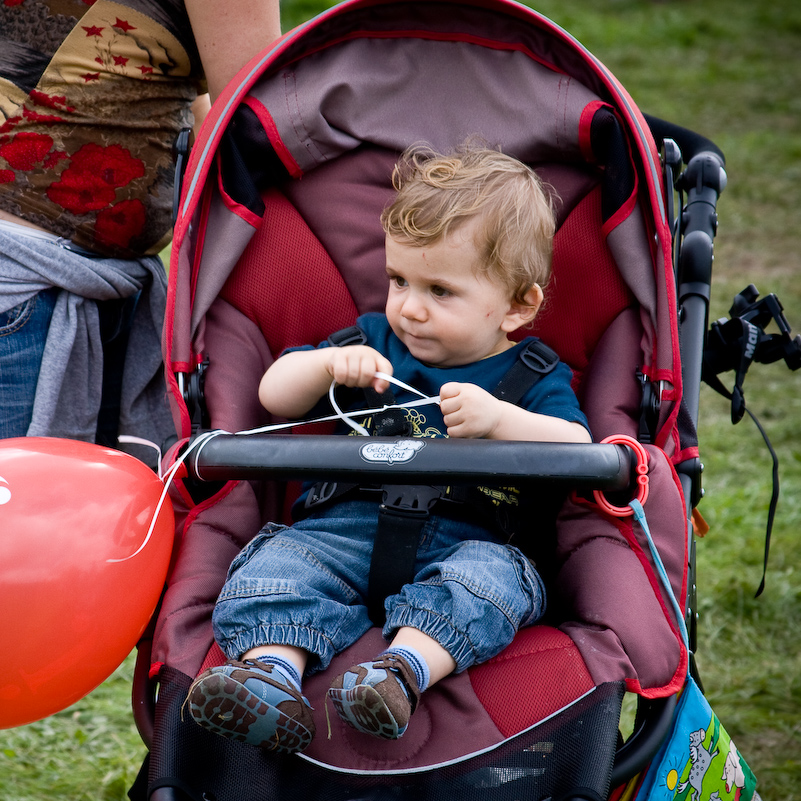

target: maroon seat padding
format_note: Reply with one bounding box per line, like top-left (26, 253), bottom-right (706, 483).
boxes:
top-left (528, 184), bottom-right (635, 384)
top-left (220, 188), bottom-right (359, 356)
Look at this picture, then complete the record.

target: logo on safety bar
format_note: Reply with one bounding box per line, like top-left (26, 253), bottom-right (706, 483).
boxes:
top-left (359, 440), bottom-right (425, 465)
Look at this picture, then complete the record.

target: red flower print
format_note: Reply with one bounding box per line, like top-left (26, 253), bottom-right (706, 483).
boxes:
top-left (82, 73), bottom-right (101, 82)
top-left (4, 0), bottom-right (26, 7)
top-left (70, 143), bottom-right (146, 188)
top-left (0, 170), bottom-right (14, 184)
top-left (30, 91), bottom-right (74, 114)
top-left (43, 151), bottom-right (69, 170)
top-left (0, 133), bottom-right (54, 170)
top-left (113, 56), bottom-right (129, 67)
top-left (0, 115), bottom-right (21, 135)
top-left (47, 171), bottom-right (116, 212)
top-left (23, 107), bottom-right (63, 125)
top-left (46, 144), bottom-right (146, 215)
top-left (95, 199), bottom-right (146, 250)
top-left (82, 25), bottom-right (104, 37)
top-left (113, 18), bottom-right (136, 32)
top-left (95, 57), bottom-right (104, 65)
top-left (139, 66), bottom-right (154, 75)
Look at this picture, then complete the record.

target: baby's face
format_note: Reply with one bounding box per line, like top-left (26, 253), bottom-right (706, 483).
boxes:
top-left (384, 224), bottom-right (520, 367)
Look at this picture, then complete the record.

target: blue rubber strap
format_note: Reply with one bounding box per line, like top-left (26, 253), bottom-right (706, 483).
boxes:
top-left (630, 499), bottom-right (689, 650)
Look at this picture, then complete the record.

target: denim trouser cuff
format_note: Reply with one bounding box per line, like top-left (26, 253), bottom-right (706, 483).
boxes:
top-left (384, 604), bottom-right (477, 673)
top-left (218, 624), bottom-right (336, 674)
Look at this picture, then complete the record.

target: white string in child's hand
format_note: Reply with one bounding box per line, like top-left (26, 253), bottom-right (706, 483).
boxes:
top-left (374, 371), bottom-right (441, 405)
top-left (328, 379), bottom-right (369, 436)
top-left (242, 373), bottom-right (440, 437)
top-left (331, 372), bottom-right (441, 437)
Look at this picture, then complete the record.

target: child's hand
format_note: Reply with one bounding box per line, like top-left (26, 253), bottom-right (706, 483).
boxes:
top-left (440, 381), bottom-right (592, 443)
top-left (439, 382), bottom-right (502, 438)
top-left (326, 346), bottom-right (394, 394)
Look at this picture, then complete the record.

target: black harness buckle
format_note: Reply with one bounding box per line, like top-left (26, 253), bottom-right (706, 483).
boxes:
top-left (519, 340), bottom-right (559, 375)
top-left (366, 485), bottom-right (444, 625)
top-left (380, 485), bottom-right (442, 517)
top-left (305, 481), bottom-right (342, 510)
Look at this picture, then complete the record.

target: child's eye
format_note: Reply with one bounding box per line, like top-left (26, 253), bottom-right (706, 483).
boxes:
top-left (431, 285), bottom-right (450, 297)
top-left (390, 275), bottom-right (408, 288)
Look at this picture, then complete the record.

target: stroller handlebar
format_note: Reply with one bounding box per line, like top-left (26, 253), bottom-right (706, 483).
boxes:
top-left (644, 113), bottom-right (725, 168)
top-left (188, 434), bottom-right (635, 491)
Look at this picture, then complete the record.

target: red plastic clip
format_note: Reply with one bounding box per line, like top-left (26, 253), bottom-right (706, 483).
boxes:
top-left (592, 434), bottom-right (650, 517)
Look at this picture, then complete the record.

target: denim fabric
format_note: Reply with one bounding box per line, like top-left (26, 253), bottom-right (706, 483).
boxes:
top-left (0, 286), bottom-right (139, 442)
top-left (0, 288), bottom-right (58, 438)
top-left (212, 500), bottom-right (546, 674)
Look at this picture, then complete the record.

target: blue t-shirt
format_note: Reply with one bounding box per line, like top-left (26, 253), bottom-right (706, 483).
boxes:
top-left (289, 312), bottom-right (589, 438)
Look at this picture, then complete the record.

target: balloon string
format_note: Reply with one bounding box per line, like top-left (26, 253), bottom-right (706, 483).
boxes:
top-left (109, 374), bottom-right (440, 563)
top-left (106, 434), bottom-right (214, 563)
top-left (117, 435), bottom-right (164, 480)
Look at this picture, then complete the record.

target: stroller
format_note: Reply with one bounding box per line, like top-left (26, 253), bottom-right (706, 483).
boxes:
top-left (130, 1), bottom-right (795, 798)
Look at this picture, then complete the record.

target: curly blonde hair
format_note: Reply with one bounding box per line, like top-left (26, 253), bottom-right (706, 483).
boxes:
top-left (380, 141), bottom-right (556, 305)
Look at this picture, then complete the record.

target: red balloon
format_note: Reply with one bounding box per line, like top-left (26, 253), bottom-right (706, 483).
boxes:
top-left (0, 437), bottom-right (174, 728)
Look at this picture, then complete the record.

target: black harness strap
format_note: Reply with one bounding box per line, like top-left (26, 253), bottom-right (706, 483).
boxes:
top-left (367, 485), bottom-right (443, 625)
top-left (493, 338), bottom-right (559, 405)
top-left (327, 325), bottom-right (367, 348)
top-left (319, 328), bottom-right (560, 625)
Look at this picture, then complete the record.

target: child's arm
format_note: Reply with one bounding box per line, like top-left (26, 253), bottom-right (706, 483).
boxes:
top-left (439, 382), bottom-right (591, 443)
top-left (259, 346), bottom-right (393, 418)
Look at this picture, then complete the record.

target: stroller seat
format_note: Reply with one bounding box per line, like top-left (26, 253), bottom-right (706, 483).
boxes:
top-left (166, 144), bottom-right (635, 772)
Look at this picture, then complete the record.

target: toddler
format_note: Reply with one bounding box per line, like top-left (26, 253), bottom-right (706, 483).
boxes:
top-left (187, 141), bottom-right (591, 753)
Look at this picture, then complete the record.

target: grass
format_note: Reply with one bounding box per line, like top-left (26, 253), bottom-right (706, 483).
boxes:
top-left (0, 657), bottom-right (146, 801)
top-left (2, 0), bottom-right (799, 798)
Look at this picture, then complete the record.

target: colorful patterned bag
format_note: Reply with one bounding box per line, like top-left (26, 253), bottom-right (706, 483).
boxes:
top-left (630, 676), bottom-right (757, 800)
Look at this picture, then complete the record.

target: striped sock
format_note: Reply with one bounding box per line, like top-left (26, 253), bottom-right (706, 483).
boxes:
top-left (254, 654), bottom-right (303, 690)
top-left (383, 645), bottom-right (431, 693)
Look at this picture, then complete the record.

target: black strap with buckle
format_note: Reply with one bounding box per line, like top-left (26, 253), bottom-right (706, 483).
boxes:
top-left (493, 338), bottom-right (559, 405)
top-left (367, 485), bottom-right (443, 625)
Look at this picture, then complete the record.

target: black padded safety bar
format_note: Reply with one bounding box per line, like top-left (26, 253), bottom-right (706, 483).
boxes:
top-left (189, 435), bottom-right (633, 490)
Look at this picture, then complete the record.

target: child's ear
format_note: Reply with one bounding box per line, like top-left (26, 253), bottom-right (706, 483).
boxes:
top-left (501, 284), bottom-right (544, 332)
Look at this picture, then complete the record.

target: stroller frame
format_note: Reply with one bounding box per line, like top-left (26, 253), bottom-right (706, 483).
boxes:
top-left (127, 2), bottom-right (782, 799)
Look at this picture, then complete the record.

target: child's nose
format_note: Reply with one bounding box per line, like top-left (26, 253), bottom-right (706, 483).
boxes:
top-left (401, 292), bottom-right (427, 320)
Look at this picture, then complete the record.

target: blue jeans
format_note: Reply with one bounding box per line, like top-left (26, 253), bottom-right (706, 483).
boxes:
top-left (212, 500), bottom-right (546, 674)
top-left (0, 288), bottom-right (58, 438)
